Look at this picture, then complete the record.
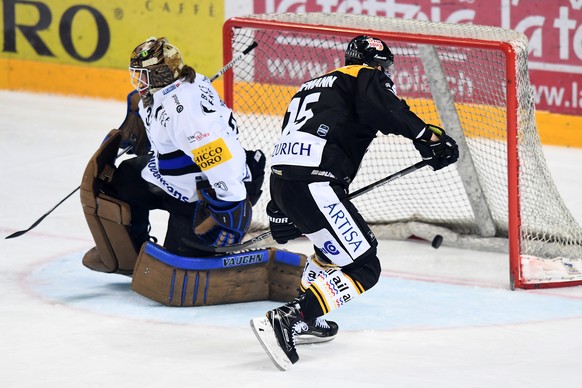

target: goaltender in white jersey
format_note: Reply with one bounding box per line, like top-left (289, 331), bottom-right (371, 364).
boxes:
top-left (139, 73), bottom-right (249, 204)
top-left (81, 37), bottom-right (265, 275)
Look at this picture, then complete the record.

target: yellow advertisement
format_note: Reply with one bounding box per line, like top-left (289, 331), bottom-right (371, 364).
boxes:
top-left (192, 138), bottom-right (232, 171)
top-left (0, 0), bottom-right (224, 99)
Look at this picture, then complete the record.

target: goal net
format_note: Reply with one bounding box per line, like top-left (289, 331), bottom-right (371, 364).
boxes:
top-left (221, 13), bottom-right (582, 290)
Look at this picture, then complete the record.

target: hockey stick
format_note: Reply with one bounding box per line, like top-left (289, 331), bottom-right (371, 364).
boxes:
top-left (5, 146), bottom-right (132, 239)
top-left (210, 41), bottom-right (258, 82)
top-left (183, 160), bottom-right (429, 254)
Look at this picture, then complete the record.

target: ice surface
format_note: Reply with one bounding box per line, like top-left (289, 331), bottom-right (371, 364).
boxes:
top-left (2, 91), bottom-right (582, 387)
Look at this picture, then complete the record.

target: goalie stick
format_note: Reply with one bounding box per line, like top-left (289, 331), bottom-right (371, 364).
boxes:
top-left (5, 42), bottom-right (259, 240)
top-left (210, 41), bottom-right (258, 82)
top-left (5, 146), bottom-right (132, 239)
top-left (183, 160), bottom-right (429, 254)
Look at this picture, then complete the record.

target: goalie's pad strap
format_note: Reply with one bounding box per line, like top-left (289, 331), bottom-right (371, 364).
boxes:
top-left (131, 243), bottom-right (306, 306)
top-left (80, 129), bottom-right (137, 274)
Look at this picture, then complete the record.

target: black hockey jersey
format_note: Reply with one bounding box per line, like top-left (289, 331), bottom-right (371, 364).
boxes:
top-left (271, 65), bottom-right (427, 186)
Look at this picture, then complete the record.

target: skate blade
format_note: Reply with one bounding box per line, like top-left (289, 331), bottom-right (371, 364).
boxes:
top-left (250, 317), bottom-right (293, 371)
top-left (295, 334), bottom-right (336, 345)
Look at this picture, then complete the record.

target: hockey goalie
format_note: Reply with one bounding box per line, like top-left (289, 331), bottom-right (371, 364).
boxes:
top-left (79, 36), bottom-right (334, 347)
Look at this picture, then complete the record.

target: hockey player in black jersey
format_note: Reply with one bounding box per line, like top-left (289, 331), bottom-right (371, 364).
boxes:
top-left (251, 35), bottom-right (459, 370)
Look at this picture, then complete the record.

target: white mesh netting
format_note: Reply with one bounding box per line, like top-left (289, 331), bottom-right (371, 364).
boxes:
top-left (223, 13), bottom-right (582, 287)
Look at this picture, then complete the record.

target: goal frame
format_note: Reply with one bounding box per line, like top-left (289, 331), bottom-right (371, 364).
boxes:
top-left (221, 15), bottom-right (580, 290)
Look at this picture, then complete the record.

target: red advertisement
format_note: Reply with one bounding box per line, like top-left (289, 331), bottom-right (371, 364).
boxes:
top-left (253, 0), bottom-right (582, 115)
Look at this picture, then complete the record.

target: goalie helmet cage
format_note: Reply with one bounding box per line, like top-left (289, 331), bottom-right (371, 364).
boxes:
top-left (221, 13), bottom-right (582, 290)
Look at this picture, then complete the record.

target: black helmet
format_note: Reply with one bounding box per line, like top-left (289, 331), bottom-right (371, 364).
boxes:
top-left (345, 35), bottom-right (394, 70)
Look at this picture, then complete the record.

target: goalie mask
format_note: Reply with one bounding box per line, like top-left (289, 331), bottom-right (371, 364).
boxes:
top-left (345, 35), bottom-right (394, 77)
top-left (129, 37), bottom-right (185, 106)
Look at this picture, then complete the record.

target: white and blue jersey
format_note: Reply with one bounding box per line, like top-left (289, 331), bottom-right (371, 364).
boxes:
top-left (138, 73), bottom-right (249, 203)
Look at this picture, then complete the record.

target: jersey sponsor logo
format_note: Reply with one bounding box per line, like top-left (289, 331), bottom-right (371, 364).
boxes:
top-left (306, 229), bottom-right (352, 266)
top-left (323, 203), bottom-right (370, 255)
top-left (298, 75), bottom-right (337, 91)
top-left (145, 158), bottom-right (189, 202)
top-left (321, 241), bottom-right (340, 256)
top-left (272, 141), bottom-right (312, 157)
top-left (171, 94), bottom-right (184, 112)
top-left (162, 82), bottom-right (180, 95)
top-left (272, 127), bottom-right (325, 167)
top-left (320, 269), bottom-right (355, 308)
top-left (188, 131), bottom-right (210, 143)
top-left (322, 270), bottom-right (350, 295)
top-left (191, 138), bottom-right (232, 171)
top-left (306, 269), bottom-right (318, 284)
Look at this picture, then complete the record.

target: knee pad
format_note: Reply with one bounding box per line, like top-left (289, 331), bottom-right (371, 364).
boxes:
top-left (80, 129), bottom-right (138, 275)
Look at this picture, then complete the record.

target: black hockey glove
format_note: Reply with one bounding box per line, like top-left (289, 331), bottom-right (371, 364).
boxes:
top-left (244, 149), bottom-right (266, 206)
top-left (413, 124), bottom-right (459, 171)
top-left (195, 189), bottom-right (252, 247)
top-left (266, 200), bottom-right (302, 244)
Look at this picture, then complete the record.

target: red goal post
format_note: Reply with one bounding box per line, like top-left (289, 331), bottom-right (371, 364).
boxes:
top-left (221, 13), bottom-right (582, 290)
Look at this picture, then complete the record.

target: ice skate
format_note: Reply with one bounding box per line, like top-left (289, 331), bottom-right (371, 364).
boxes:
top-left (295, 317), bottom-right (339, 345)
top-left (250, 302), bottom-right (303, 370)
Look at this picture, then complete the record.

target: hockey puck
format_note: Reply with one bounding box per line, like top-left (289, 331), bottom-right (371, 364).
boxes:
top-left (431, 235), bottom-right (443, 249)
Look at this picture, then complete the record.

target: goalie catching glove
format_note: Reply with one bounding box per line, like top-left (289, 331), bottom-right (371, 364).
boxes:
top-left (413, 124), bottom-right (459, 171)
top-left (266, 200), bottom-right (303, 244)
top-left (195, 189), bottom-right (252, 247)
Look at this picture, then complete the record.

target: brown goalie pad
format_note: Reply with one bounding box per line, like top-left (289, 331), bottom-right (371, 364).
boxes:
top-left (131, 242), bottom-right (306, 307)
top-left (80, 129), bottom-right (137, 275)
